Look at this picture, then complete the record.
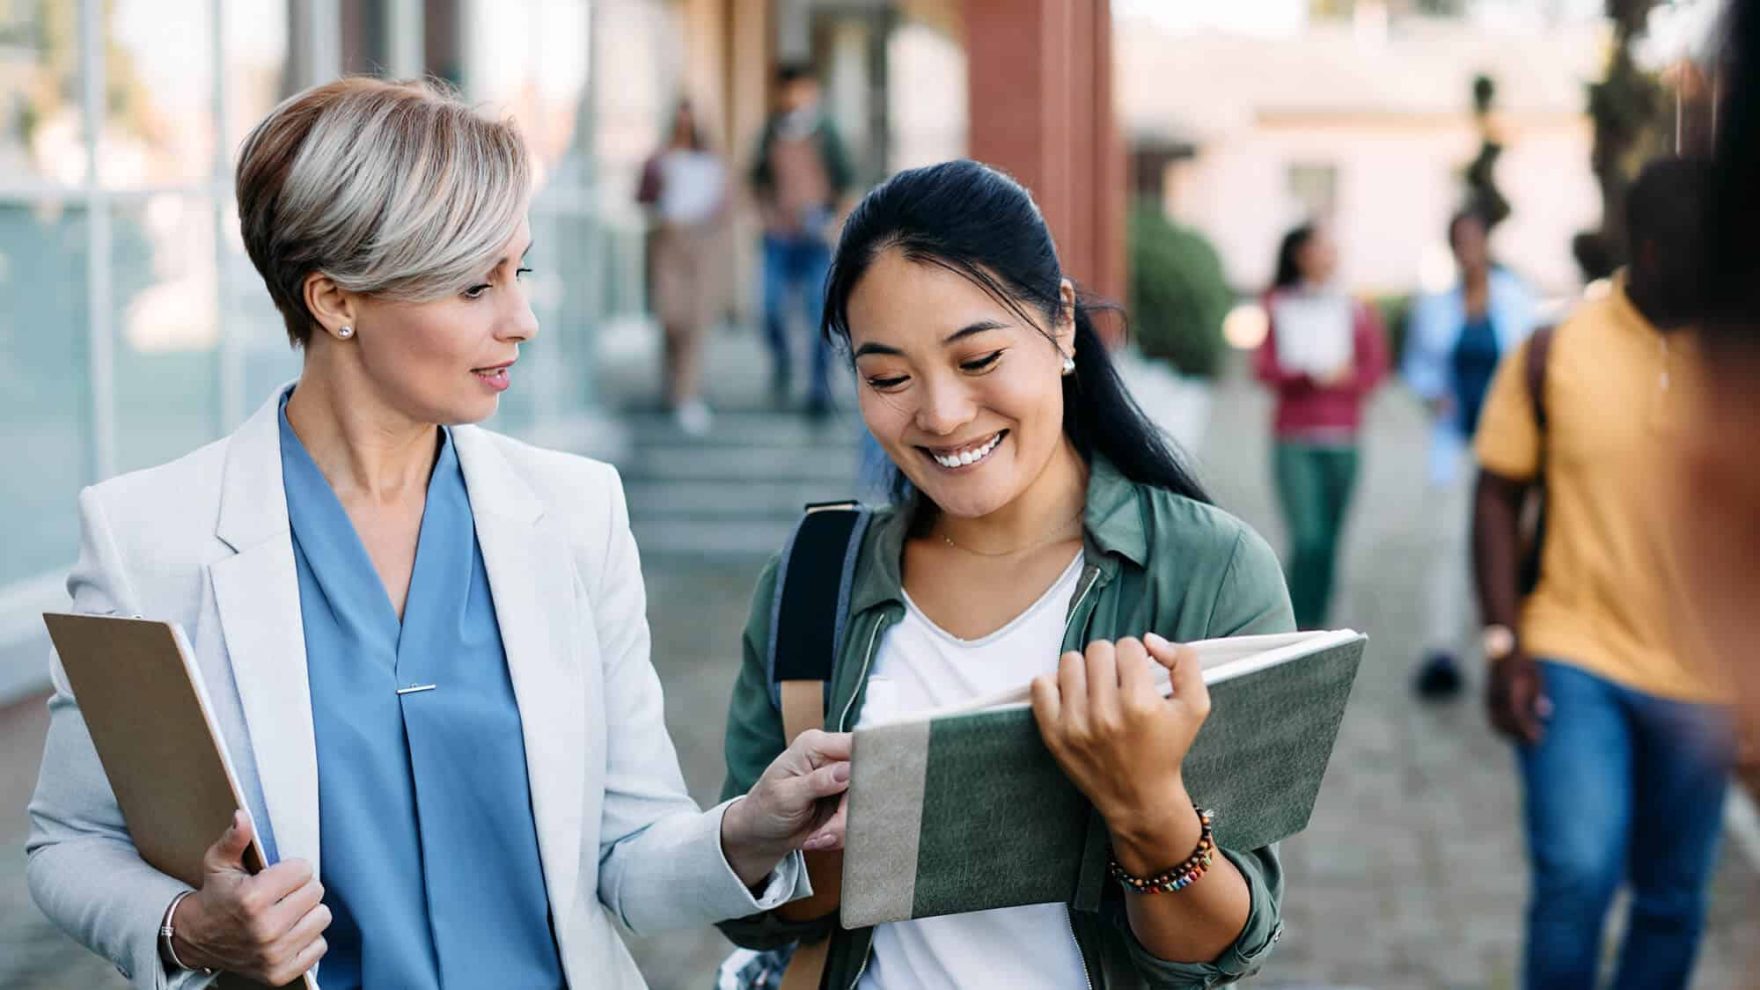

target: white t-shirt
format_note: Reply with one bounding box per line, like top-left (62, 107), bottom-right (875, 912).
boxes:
top-left (854, 553), bottom-right (1090, 990)
top-left (1270, 288), bottom-right (1354, 376)
top-left (656, 149), bottom-right (726, 225)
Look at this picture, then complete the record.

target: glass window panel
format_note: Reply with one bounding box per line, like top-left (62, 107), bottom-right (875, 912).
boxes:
top-left (459, 0), bottom-right (592, 188)
top-left (240, 322), bottom-right (302, 414)
top-left (589, 0), bottom-right (668, 208)
top-left (100, 0), bottom-right (217, 187)
top-left (341, 0), bottom-right (392, 76)
top-left (219, 207), bottom-right (301, 418)
top-left (0, 201), bottom-right (90, 583)
top-left (0, 2), bottom-right (87, 185)
top-left (488, 350), bottom-right (537, 434)
top-left (223, 0), bottom-right (292, 155)
top-left (111, 195), bottom-right (221, 473)
top-left (543, 211), bottom-right (603, 403)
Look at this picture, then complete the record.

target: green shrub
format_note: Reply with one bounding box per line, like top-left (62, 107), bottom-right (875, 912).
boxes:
top-left (1127, 204), bottom-right (1231, 378)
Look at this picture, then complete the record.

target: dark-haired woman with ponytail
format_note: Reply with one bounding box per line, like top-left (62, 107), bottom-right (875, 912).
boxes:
top-left (716, 160), bottom-right (1291, 989)
top-left (1255, 222), bottom-right (1388, 630)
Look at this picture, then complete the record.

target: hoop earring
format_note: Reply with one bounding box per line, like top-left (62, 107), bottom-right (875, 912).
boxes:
top-left (337, 326), bottom-right (354, 339)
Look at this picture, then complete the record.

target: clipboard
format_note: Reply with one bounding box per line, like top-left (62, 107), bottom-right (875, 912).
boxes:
top-left (43, 612), bottom-right (317, 990)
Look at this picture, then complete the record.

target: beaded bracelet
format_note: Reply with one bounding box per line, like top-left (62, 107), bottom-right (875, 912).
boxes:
top-left (1108, 807), bottom-right (1217, 894)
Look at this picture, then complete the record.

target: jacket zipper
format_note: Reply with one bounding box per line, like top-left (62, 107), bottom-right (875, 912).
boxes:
top-left (1065, 565), bottom-right (1102, 631)
top-left (837, 612), bottom-right (893, 731)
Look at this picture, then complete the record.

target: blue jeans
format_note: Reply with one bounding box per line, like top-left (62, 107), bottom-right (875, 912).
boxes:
top-left (762, 233), bottom-right (834, 403)
top-left (1518, 661), bottom-right (1733, 990)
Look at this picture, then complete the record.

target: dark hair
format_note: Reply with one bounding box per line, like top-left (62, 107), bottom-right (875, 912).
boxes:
top-left (1626, 157), bottom-right (1712, 318)
top-left (1446, 208), bottom-right (1490, 248)
top-left (1272, 223), bottom-right (1318, 291)
top-left (777, 63), bottom-right (815, 86)
top-left (667, 99), bottom-right (708, 152)
top-left (1704, 0), bottom-right (1760, 346)
top-left (821, 159), bottom-right (1209, 507)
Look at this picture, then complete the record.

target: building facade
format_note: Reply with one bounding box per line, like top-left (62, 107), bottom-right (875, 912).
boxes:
top-left (0, 0), bottom-right (1117, 700)
top-left (0, 0), bottom-right (658, 700)
top-left (1119, 11), bottom-right (1605, 298)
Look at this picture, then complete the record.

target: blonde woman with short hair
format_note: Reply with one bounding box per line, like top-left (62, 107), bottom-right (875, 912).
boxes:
top-left (26, 77), bottom-right (848, 990)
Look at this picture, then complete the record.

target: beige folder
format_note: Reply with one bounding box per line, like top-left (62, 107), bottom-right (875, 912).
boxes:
top-left (43, 612), bottom-right (316, 990)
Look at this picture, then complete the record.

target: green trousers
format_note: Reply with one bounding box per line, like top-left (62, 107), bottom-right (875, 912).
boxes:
top-left (1272, 442), bottom-right (1360, 630)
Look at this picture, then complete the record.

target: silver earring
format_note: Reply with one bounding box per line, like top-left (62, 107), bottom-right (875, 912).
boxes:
top-left (337, 326), bottom-right (354, 339)
top-left (1061, 354), bottom-right (1076, 376)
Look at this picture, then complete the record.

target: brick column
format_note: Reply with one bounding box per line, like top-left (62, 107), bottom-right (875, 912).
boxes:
top-left (963, 0), bottom-right (1125, 308)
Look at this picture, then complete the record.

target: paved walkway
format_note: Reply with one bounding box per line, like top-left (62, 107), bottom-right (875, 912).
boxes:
top-left (1, 328), bottom-right (1753, 989)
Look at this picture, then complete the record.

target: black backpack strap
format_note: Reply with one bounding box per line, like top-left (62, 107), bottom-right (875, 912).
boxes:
top-left (1518, 324), bottom-right (1557, 597)
top-left (765, 501), bottom-right (872, 720)
top-left (1525, 324), bottom-right (1556, 432)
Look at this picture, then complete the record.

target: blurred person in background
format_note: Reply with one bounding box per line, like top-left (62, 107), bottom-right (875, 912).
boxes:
top-left (719, 161), bottom-right (1289, 990)
top-left (1682, 0), bottom-right (1760, 784)
top-left (1473, 158), bottom-right (1734, 990)
top-left (750, 63), bottom-right (854, 418)
top-left (25, 78), bottom-right (846, 990)
top-left (1403, 209), bottom-right (1535, 700)
top-left (638, 98), bottom-right (729, 437)
top-left (1254, 222), bottom-right (1388, 630)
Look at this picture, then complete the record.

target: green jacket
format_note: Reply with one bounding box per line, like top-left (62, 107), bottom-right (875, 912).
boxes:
top-left (718, 456), bottom-right (1295, 988)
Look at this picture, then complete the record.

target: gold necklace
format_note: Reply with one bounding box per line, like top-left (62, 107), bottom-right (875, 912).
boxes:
top-left (937, 508), bottom-right (1086, 558)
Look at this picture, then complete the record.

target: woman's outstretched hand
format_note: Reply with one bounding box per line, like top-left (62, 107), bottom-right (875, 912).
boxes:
top-left (720, 729), bottom-right (853, 888)
top-left (1030, 633), bottom-right (1207, 831)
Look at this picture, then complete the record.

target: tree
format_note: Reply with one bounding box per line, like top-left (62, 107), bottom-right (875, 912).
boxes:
top-left (1463, 74), bottom-right (1511, 228)
top-left (1576, 0), bottom-right (1667, 280)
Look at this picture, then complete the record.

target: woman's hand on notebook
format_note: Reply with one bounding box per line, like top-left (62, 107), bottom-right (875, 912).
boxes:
top-left (1028, 633), bottom-right (1207, 833)
top-left (721, 729), bottom-right (853, 887)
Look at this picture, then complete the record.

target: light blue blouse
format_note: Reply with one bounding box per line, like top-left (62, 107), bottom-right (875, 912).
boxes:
top-left (279, 394), bottom-right (565, 989)
top-left (1402, 266), bottom-right (1537, 484)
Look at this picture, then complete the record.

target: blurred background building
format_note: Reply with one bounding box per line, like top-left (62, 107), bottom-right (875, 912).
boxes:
top-left (0, 0), bottom-right (1132, 703)
top-left (1120, 2), bottom-right (1605, 296)
top-left (4, 1), bottom-right (1754, 987)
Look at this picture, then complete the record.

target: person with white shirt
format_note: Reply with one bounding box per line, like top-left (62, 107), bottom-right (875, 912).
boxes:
top-left (638, 99), bottom-right (730, 436)
top-left (1253, 222), bottom-right (1389, 631)
top-left (1402, 210), bottom-right (1536, 699)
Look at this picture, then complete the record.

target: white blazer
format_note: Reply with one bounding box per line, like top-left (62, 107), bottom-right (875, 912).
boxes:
top-left (25, 391), bottom-right (806, 990)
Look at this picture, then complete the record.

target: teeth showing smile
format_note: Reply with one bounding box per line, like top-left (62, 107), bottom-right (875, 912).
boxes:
top-left (930, 432), bottom-right (1004, 469)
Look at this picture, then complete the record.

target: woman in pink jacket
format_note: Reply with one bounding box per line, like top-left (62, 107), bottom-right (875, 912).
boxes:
top-left (1254, 222), bottom-right (1389, 629)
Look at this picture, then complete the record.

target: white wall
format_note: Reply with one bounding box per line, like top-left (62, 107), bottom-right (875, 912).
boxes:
top-left (886, 20), bottom-right (967, 172)
top-left (1169, 115), bottom-right (1598, 297)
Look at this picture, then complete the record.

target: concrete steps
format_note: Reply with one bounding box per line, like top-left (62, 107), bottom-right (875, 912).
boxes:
top-left (613, 408), bottom-right (868, 559)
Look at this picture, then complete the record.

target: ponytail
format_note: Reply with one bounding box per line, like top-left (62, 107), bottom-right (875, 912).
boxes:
top-left (1063, 301), bottom-right (1209, 503)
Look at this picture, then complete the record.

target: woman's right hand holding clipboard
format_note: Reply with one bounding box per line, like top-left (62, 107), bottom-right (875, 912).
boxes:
top-left (168, 811), bottom-right (330, 985)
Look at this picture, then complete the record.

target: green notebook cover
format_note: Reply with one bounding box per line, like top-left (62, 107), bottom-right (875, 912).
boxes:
top-left (840, 631), bottom-right (1366, 929)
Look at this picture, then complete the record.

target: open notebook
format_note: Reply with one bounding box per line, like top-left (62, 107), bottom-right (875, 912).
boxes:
top-left (839, 630), bottom-right (1366, 929)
